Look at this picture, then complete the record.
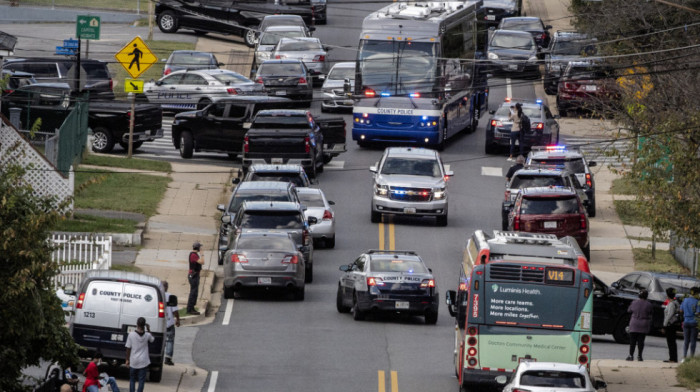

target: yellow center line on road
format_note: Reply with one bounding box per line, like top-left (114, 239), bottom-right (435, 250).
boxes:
top-left (388, 221), bottom-right (395, 251)
top-left (378, 370), bottom-right (386, 392)
top-left (390, 370), bottom-right (399, 392)
top-left (378, 370), bottom-right (399, 392)
top-left (378, 222), bottom-right (385, 250)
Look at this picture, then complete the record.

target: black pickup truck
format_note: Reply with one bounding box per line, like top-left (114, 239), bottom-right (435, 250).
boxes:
top-left (1, 83), bottom-right (163, 153)
top-left (241, 109), bottom-right (344, 177)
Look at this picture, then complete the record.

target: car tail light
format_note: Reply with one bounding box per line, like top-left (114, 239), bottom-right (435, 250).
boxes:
top-left (467, 337), bottom-right (477, 346)
top-left (76, 292), bottom-right (85, 309)
top-left (109, 78), bottom-right (113, 90)
top-left (533, 122), bottom-right (544, 130)
top-left (580, 344), bottom-right (590, 354)
top-left (420, 279), bottom-right (436, 288)
top-left (540, 33), bottom-right (547, 41)
top-left (585, 173), bottom-right (592, 187)
top-left (281, 255), bottom-right (299, 264)
top-left (364, 88), bottom-right (376, 98)
top-left (231, 254), bottom-right (248, 263)
top-left (227, 88), bottom-right (240, 95)
top-left (513, 215), bottom-right (520, 230)
top-left (467, 347), bottom-right (477, 356)
top-left (467, 357), bottom-right (478, 367)
top-left (313, 55), bottom-right (325, 62)
top-left (158, 301), bottom-right (165, 318)
top-left (467, 326), bottom-right (478, 336)
top-left (303, 229), bottom-right (310, 245)
top-left (580, 213), bottom-right (587, 229)
top-left (164, 68), bottom-right (171, 76)
top-left (322, 210), bottom-right (333, 220)
top-left (304, 136), bottom-right (311, 153)
top-left (255, 76), bottom-right (263, 84)
top-left (243, 136), bottom-right (249, 153)
top-left (563, 82), bottom-right (578, 91)
top-left (578, 354), bottom-right (588, 364)
top-left (513, 389), bottom-right (532, 392)
top-left (490, 119), bottom-right (502, 127)
top-left (367, 277), bottom-right (384, 286)
top-left (504, 190), bottom-right (510, 201)
top-left (581, 334), bottom-right (591, 344)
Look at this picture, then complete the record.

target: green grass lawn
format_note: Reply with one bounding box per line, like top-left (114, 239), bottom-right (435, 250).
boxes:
top-left (611, 177), bottom-right (636, 195)
top-left (82, 154), bottom-right (171, 173)
top-left (613, 199), bottom-right (650, 227)
top-left (54, 213), bottom-right (138, 233)
top-left (632, 248), bottom-right (690, 275)
top-left (678, 357), bottom-right (700, 389)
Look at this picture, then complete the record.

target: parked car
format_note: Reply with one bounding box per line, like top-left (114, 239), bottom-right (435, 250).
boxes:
top-left (484, 98), bottom-right (560, 155)
top-left (256, 14), bottom-right (314, 40)
top-left (556, 59), bottom-right (618, 116)
top-left (254, 25), bottom-right (310, 68)
top-left (481, 0), bottom-right (520, 27)
top-left (222, 231), bottom-right (306, 300)
top-left (236, 163), bottom-right (312, 187)
top-left (336, 249), bottom-right (439, 324)
top-left (296, 187), bottom-right (336, 248)
top-left (496, 361), bottom-right (607, 391)
top-left (321, 62), bottom-right (355, 112)
top-left (310, 0), bottom-right (327, 24)
top-left (1, 69), bottom-right (36, 94)
top-left (271, 37), bottom-right (329, 86)
top-left (507, 186), bottom-right (590, 259)
top-left (543, 31), bottom-right (597, 95)
top-left (486, 29), bottom-right (539, 77)
top-left (144, 69), bottom-right (264, 111)
top-left (254, 59), bottom-right (314, 107)
top-left (497, 16), bottom-right (552, 50)
top-left (162, 50), bottom-right (223, 76)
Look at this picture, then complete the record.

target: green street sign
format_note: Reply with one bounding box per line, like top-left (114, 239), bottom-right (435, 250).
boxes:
top-left (76, 15), bottom-right (101, 40)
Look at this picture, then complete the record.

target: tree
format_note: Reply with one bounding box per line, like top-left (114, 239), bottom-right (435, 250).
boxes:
top-left (570, 0), bottom-right (700, 250)
top-left (0, 141), bottom-right (79, 391)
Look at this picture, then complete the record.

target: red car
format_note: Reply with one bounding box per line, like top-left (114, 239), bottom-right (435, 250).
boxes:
top-left (507, 186), bottom-right (590, 259)
top-left (556, 60), bottom-right (618, 117)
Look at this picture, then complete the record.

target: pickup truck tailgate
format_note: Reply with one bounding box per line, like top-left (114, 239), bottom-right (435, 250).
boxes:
top-left (315, 115), bottom-right (345, 145)
top-left (247, 130), bottom-right (308, 154)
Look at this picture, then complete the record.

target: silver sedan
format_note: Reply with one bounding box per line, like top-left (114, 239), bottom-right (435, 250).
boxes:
top-left (254, 25), bottom-right (309, 67)
top-left (297, 187), bottom-right (336, 248)
top-left (144, 69), bottom-right (264, 111)
top-left (271, 37), bottom-right (329, 86)
top-left (321, 62), bottom-right (355, 112)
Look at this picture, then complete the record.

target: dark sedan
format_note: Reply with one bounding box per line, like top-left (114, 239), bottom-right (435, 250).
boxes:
top-left (498, 16), bottom-right (552, 50)
top-left (482, 0), bottom-right (520, 27)
top-left (486, 29), bottom-right (540, 77)
top-left (254, 59), bottom-right (314, 107)
top-left (484, 98), bottom-right (560, 154)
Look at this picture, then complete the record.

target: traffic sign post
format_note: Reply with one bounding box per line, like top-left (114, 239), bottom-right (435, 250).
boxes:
top-left (114, 37), bottom-right (158, 79)
top-left (76, 15), bottom-right (101, 40)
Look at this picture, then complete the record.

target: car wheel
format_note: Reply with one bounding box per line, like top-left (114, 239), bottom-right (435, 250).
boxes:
top-left (293, 287), bottom-right (305, 301)
top-left (357, 141), bottom-right (369, 148)
top-left (583, 243), bottom-right (591, 261)
top-left (179, 131), bottom-right (194, 158)
top-left (588, 197), bottom-right (597, 218)
top-left (352, 292), bottom-right (365, 321)
top-left (156, 11), bottom-right (179, 34)
top-left (244, 29), bottom-right (256, 48)
top-left (149, 367), bottom-right (162, 383)
top-left (197, 98), bottom-right (211, 110)
top-left (305, 264), bottom-right (313, 283)
top-left (336, 285), bottom-right (350, 313)
top-left (436, 214), bottom-right (448, 227)
top-left (544, 82), bottom-right (557, 95)
top-left (322, 153), bottom-right (333, 164)
top-left (326, 236), bottom-right (336, 249)
top-left (91, 127), bottom-right (115, 153)
top-left (118, 140), bottom-right (144, 151)
top-left (484, 141), bottom-right (497, 155)
top-left (425, 310), bottom-right (438, 325)
top-left (223, 286), bottom-right (234, 299)
top-left (613, 315), bottom-right (631, 344)
top-left (371, 210), bottom-right (381, 223)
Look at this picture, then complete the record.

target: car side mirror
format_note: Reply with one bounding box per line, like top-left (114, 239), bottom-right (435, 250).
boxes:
top-left (545, 25), bottom-right (553, 30)
top-left (308, 216), bottom-right (318, 225)
top-left (221, 215), bottom-right (232, 224)
top-left (243, 122), bottom-right (252, 129)
top-left (232, 177), bottom-right (241, 185)
top-left (594, 380), bottom-right (607, 390)
top-left (495, 375), bottom-right (508, 385)
top-left (155, 80), bottom-right (163, 86)
top-left (63, 283), bottom-right (76, 296)
top-left (217, 204), bottom-right (226, 212)
top-left (219, 245), bottom-right (228, 253)
top-left (369, 165), bottom-right (378, 173)
top-left (339, 264), bottom-right (350, 272)
top-left (446, 290), bottom-right (458, 317)
top-left (218, 62), bottom-right (225, 67)
top-left (611, 281), bottom-right (619, 289)
top-left (166, 295), bottom-right (178, 307)
top-left (588, 161), bottom-right (597, 167)
top-left (328, 200), bottom-right (335, 205)
top-left (309, 26), bottom-right (316, 33)
top-left (488, 110), bottom-right (495, 115)
top-left (445, 170), bottom-right (454, 177)
top-left (254, 38), bottom-right (259, 44)
top-left (503, 201), bottom-right (514, 210)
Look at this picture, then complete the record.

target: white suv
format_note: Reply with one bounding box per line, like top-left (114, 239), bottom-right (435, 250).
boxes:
top-left (370, 147), bottom-right (453, 226)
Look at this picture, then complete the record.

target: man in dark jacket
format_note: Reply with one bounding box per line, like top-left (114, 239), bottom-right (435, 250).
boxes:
top-left (627, 289), bottom-right (653, 361)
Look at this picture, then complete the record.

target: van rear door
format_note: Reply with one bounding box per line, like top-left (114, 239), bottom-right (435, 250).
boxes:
top-left (119, 283), bottom-right (160, 332)
top-left (71, 280), bottom-right (127, 356)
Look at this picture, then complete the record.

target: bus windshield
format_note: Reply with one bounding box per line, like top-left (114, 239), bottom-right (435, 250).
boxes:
top-left (357, 39), bottom-right (437, 95)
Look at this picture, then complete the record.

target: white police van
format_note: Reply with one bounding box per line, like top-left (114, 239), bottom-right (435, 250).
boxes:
top-left (65, 270), bottom-right (176, 382)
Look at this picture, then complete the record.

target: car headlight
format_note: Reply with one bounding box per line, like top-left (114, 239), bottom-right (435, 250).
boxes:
top-left (433, 188), bottom-right (446, 200)
top-left (528, 56), bottom-right (538, 62)
top-left (375, 184), bottom-right (389, 196)
top-left (487, 52), bottom-right (499, 60)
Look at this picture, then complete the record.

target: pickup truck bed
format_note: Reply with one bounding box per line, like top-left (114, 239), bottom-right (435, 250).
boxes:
top-left (243, 127), bottom-right (323, 177)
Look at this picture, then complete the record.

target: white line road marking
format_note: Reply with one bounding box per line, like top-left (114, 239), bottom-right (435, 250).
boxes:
top-left (208, 371), bottom-right (218, 392)
top-left (481, 166), bottom-right (503, 177)
top-left (223, 299), bottom-right (234, 326)
top-left (325, 160), bottom-right (345, 170)
top-left (506, 78), bottom-right (512, 99)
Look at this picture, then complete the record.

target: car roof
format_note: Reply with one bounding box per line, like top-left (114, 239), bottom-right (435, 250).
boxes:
top-left (263, 25), bottom-right (306, 32)
top-left (255, 109), bottom-right (309, 116)
top-left (260, 59), bottom-right (305, 65)
top-left (236, 181), bottom-right (294, 191)
top-left (210, 95), bottom-right (292, 104)
top-left (626, 271), bottom-right (700, 281)
top-left (248, 164), bottom-right (305, 173)
top-left (263, 14), bottom-right (304, 21)
top-left (296, 187), bottom-right (324, 195)
top-left (384, 147), bottom-right (438, 159)
top-left (553, 30), bottom-right (590, 40)
top-left (83, 270), bottom-right (163, 288)
top-left (501, 16), bottom-right (542, 22)
top-left (240, 201), bottom-right (302, 211)
top-left (516, 361), bottom-right (587, 373)
top-left (493, 29), bottom-right (534, 37)
top-left (366, 249), bottom-right (423, 262)
top-left (237, 231), bottom-right (292, 239)
top-left (278, 37), bottom-right (321, 44)
top-left (512, 167), bottom-right (570, 177)
top-left (166, 69), bottom-right (243, 77)
top-left (4, 57), bottom-right (105, 64)
top-left (520, 186), bottom-right (578, 197)
top-left (168, 50), bottom-right (214, 57)
top-left (330, 62), bottom-right (355, 69)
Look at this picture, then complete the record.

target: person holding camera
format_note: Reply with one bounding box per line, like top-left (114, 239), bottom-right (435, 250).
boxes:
top-left (187, 241), bottom-right (205, 315)
top-left (125, 317), bottom-right (154, 392)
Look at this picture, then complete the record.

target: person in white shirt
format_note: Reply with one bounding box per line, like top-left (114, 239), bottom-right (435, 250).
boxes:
top-left (125, 317), bottom-right (154, 392)
top-left (162, 280), bottom-right (181, 366)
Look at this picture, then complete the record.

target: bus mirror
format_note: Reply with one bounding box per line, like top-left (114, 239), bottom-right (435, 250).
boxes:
top-left (446, 290), bottom-right (457, 317)
top-left (495, 375), bottom-right (508, 385)
top-left (339, 264), bottom-right (350, 272)
top-left (343, 78), bottom-right (351, 94)
top-left (167, 295), bottom-right (178, 306)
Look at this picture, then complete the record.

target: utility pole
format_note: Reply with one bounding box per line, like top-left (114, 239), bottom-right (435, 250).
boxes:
top-left (148, 0), bottom-right (154, 40)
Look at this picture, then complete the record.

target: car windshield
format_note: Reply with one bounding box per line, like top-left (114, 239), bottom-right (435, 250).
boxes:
top-left (511, 175), bottom-right (565, 189)
top-left (381, 158), bottom-right (441, 177)
top-left (495, 105), bottom-right (540, 118)
top-left (253, 115), bottom-right (310, 128)
top-left (328, 66), bottom-right (355, 80)
top-left (521, 196), bottom-right (579, 214)
top-left (258, 63), bottom-right (303, 76)
top-left (658, 278), bottom-right (700, 295)
top-left (212, 72), bottom-right (250, 84)
top-left (170, 53), bottom-right (213, 66)
top-left (297, 192), bottom-right (325, 207)
top-left (278, 40), bottom-right (322, 51)
top-left (520, 370), bottom-right (586, 388)
top-left (228, 193), bottom-right (291, 213)
top-left (501, 19), bottom-right (543, 31)
top-left (568, 65), bottom-right (610, 80)
top-left (240, 211), bottom-right (303, 229)
top-left (260, 30), bottom-right (305, 45)
top-left (236, 236), bottom-right (295, 250)
top-left (491, 33), bottom-right (534, 50)
top-left (552, 40), bottom-right (597, 56)
top-left (248, 173), bottom-right (306, 187)
top-left (370, 258), bottom-right (429, 273)
top-left (530, 158), bottom-right (586, 173)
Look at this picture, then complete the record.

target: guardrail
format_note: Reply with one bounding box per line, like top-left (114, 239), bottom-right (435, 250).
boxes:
top-left (51, 234), bottom-right (112, 288)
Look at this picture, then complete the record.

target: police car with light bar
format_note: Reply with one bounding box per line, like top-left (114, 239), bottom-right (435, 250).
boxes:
top-left (336, 250), bottom-right (439, 324)
top-left (484, 97), bottom-right (560, 154)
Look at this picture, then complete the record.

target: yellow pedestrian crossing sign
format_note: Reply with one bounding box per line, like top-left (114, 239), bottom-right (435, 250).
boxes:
top-left (114, 37), bottom-right (157, 78)
top-left (124, 79), bottom-right (144, 93)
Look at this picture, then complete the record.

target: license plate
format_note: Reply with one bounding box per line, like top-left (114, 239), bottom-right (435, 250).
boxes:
top-left (275, 90), bottom-right (286, 96)
top-left (395, 301), bottom-right (409, 309)
top-left (343, 99), bottom-right (354, 105)
top-left (403, 207), bottom-right (416, 214)
top-left (486, 15), bottom-right (496, 20)
top-left (508, 64), bottom-right (518, 71)
top-left (271, 158), bottom-right (283, 164)
top-left (544, 221), bottom-right (557, 229)
top-left (127, 325), bottom-right (137, 333)
top-left (258, 277), bottom-right (272, 285)
top-left (585, 85), bottom-right (597, 92)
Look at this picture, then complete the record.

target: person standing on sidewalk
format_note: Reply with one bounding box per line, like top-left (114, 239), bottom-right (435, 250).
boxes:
top-left (187, 241), bottom-right (204, 315)
top-left (681, 287), bottom-right (700, 360)
top-left (507, 103), bottom-right (523, 161)
top-left (626, 289), bottom-right (653, 361)
top-left (662, 287), bottom-right (680, 363)
top-left (163, 280), bottom-right (180, 366)
top-left (125, 317), bottom-right (154, 392)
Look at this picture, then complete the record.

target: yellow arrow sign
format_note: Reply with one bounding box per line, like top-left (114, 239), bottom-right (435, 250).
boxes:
top-left (114, 37), bottom-right (157, 79)
top-left (124, 78), bottom-right (144, 93)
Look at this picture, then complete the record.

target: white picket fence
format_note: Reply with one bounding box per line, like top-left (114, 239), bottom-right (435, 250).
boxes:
top-left (51, 234), bottom-right (112, 289)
